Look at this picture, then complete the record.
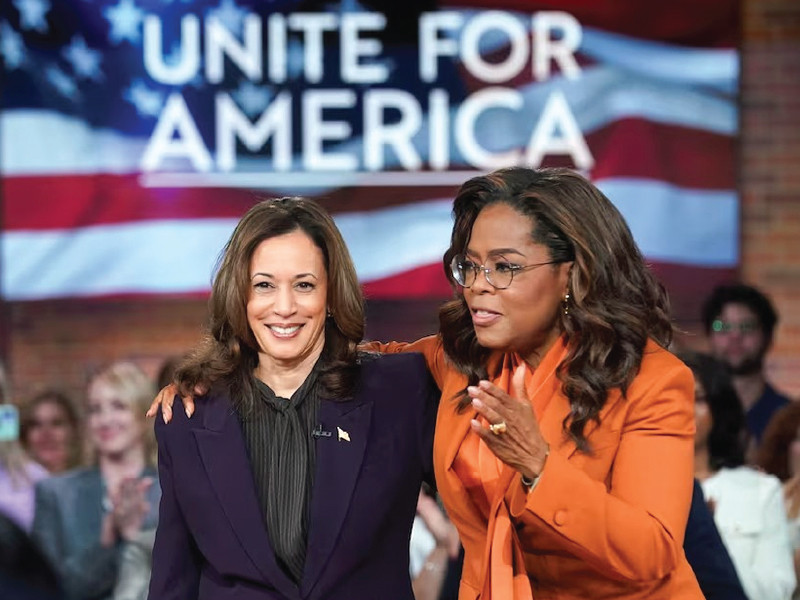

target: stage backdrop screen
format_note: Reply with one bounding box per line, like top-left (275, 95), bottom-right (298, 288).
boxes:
top-left (1, 0), bottom-right (739, 321)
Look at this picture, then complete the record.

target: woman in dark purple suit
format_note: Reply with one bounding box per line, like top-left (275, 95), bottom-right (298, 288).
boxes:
top-left (148, 198), bottom-right (439, 600)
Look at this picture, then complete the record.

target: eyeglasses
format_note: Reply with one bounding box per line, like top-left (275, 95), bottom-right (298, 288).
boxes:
top-left (711, 319), bottom-right (760, 334)
top-left (450, 254), bottom-right (558, 290)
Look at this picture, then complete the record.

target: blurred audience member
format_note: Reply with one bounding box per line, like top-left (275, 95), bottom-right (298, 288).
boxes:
top-left (0, 512), bottom-right (64, 600)
top-left (0, 362), bottom-right (48, 531)
top-left (683, 350), bottom-right (795, 600)
top-left (411, 488), bottom-right (460, 600)
top-left (112, 528), bottom-right (155, 600)
top-left (684, 479), bottom-right (747, 599)
top-left (0, 428), bottom-right (48, 532)
top-left (20, 390), bottom-right (81, 474)
top-left (759, 402), bottom-right (800, 598)
top-left (32, 362), bottom-right (161, 600)
top-left (702, 283), bottom-right (790, 446)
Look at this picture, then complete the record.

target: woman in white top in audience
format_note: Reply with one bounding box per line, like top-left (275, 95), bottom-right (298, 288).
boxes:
top-left (759, 401), bottom-right (800, 598)
top-left (682, 351), bottom-right (795, 600)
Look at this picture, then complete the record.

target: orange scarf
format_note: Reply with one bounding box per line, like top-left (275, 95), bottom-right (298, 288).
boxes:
top-left (478, 337), bottom-right (568, 600)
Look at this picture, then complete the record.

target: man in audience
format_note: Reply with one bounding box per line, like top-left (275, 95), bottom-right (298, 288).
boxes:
top-left (702, 283), bottom-right (791, 445)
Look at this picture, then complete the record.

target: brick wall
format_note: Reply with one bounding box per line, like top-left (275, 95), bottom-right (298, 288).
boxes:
top-left (4, 0), bottom-right (800, 406)
top-left (676, 0), bottom-right (800, 398)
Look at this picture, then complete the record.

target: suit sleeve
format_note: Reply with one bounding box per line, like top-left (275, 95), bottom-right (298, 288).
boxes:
top-left (148, 412), bottom-right (201, 600)
top-left (363, 335), bottom-right (448, 390)
top-left (507, 360), bottom-right (696, 582)
top-left (413, 360), bottom-right (441, 491)
top-left (31, 479), bottom-right (119, 599)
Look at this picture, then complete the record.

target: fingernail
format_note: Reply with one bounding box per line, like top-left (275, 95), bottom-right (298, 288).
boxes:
top-left (471, 398), bottom-right (483, 409)
top-left (467, 386), bottom-right (479, 395)
top-left (185, 406), bottom-right (193, 418)
top-left (478, 380), bottom-right (491, 389)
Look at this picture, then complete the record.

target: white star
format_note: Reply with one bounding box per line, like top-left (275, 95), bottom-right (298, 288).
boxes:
top-left (0, 22), bottom-right (25, 70)
top-left (13, 0), bottom-right (50, 33)
top-left (124, 79), bottom-right (164, 117)
top-left (45, 65), bottom-right (79, 100)
top-left (207, 0), bottom-right (248, 36)
top-left (232, 80), bottom-right (273, 117)
top-left (104, 0), bottom-right (145, 44)
top-left (62, 36), bottom-right (103, 80)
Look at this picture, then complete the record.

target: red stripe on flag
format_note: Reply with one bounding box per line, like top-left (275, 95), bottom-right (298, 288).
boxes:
top-left (438, 0), bottom-right (738, 47)
top-left (588, 118), bottom-right (734, 189)
top-left (3, 118), bottom-right (733, 232)
top-left (1, 175), bottom-right (456, 231)
top-left (650, 262), bottom-right (738, 322)
top-left (362, 263), bottom-right (453, 299)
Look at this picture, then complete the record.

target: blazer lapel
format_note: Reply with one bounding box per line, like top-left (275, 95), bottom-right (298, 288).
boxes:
top-left (538, 376), bottom-right (625, 460)
top-left (192, 394), bottom-right (297, 598)
top-left (302, 396), bottom-right (372, 593)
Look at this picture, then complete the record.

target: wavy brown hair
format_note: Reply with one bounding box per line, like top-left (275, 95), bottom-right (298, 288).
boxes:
top-left (175, 197), bottom-right (365, 412)
top-left (439, 167), bottom-right (673, 451)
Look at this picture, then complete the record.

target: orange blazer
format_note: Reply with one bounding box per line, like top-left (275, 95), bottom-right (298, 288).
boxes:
top-left (375, 336), bottom-right (704, 600)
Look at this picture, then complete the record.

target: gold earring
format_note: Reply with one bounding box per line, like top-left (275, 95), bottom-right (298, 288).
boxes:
top-left (563, 293), bottom-right (570, 316)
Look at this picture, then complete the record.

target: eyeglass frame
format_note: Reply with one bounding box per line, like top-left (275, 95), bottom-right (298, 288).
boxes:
top-left (449, 254), bottom-right (560, 290)
top-left (710, 319), bottom-right (760, 335)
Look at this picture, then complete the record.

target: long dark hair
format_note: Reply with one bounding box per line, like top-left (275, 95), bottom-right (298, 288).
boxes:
top-left (175, 197), bottom-right (365, 411)
top-left (439, 167), bottom-right (673, 451)
top-left (678, 351), bottom-right (746, 470)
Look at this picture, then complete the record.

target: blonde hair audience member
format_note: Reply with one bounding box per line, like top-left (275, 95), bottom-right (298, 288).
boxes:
top-left (32, 361), bottom-right (161, 600)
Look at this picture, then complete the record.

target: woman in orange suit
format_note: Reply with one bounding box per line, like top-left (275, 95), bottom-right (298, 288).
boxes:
top-left (153, 167), bottom-right (703, 599)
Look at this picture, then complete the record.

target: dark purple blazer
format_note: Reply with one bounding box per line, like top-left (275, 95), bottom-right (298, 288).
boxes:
top-left (148, 353), bottom-right (438, 600)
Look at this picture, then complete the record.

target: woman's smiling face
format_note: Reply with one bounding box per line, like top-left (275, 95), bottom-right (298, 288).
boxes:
top-left (246, 230), bottom-right (328, 372)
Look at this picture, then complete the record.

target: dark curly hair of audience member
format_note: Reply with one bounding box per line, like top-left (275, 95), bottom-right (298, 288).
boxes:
top-left (678, 351), bottom-right (747, 470)
top-left (701, 283), bottom-right (778, 341)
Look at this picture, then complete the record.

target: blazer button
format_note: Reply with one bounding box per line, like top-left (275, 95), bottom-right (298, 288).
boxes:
top-left (553, 510), bottom-right (567, 526)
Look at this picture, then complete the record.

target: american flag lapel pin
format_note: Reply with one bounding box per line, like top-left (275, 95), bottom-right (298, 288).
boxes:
top-left (337, 427), bottom-right (351, 442)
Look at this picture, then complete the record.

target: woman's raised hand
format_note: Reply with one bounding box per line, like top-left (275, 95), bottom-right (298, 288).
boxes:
top-left (468, 365), bottom-right (549, 481)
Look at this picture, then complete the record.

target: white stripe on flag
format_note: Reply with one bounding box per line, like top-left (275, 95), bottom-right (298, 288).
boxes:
top-left (3, 181), bottom-right (736, 300)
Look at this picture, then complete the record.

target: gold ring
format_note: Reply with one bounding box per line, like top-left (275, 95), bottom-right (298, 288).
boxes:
top-left (489, 421), bottom-right (507, 435)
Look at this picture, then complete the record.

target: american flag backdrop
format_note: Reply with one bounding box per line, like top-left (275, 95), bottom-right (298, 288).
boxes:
top-left (0, 0), bottom-right (739, 322)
